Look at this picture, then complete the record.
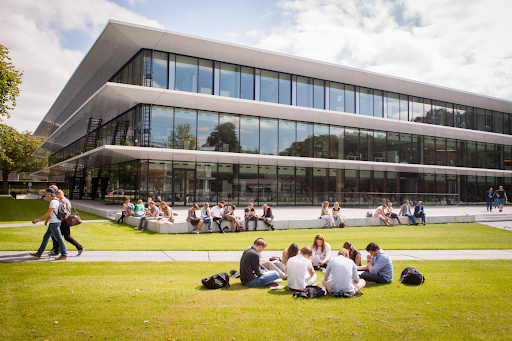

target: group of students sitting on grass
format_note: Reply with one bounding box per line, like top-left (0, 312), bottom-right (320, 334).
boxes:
top-left (240, 235), bottom-right (393, 295)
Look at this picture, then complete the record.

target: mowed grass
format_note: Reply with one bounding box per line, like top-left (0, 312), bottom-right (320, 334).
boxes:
top-left (1, 221), bottom-right (512, 251)
top-left (1, 261), bottom-right (511, 340)
top-left (0, 197), bottom-right (103, 224)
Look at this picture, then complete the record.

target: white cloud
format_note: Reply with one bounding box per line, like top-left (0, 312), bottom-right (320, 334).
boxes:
top-left (0, 0), bottom-right (163, 133)
top-left (254, 0), bottom-right (512, 102)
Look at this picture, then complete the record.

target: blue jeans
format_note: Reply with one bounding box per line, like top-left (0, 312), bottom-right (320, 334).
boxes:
top-left (202, 217), bottom-right (212, 230)
top-left (414, 212), bottom-right (426, 223)
top-left (487, 199), bottom-right (493, 211)
top-left (360, 271), bottom-right (390, 284)
top-left (405, 213), bottom-right (417, 224)
top-left (245, 270), bottom-right (280, 287)
top-left (37, 222), bottom-right (67, 256)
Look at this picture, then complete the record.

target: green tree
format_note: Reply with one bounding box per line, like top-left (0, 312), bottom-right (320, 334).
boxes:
top-left (0, 124), bottom-right (47, 192)
top-left (0, 44), bottom-right (23, 121)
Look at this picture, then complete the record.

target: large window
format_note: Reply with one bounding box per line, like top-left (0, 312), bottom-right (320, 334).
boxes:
top-left (345, 85), bottom-right (355, 113)
top-left (240, 116), bottom-right (259, 153)
top-left (173, 108), bottom-right (197, 150)
top-left (279, 120), bottom-right (296, 156)
top-left (329, 82), bottom-right (344, 112)
top-left (279, 74), bottom-right (291, 105)
top-left (176, 55), bottom-right (197, 92)
top-left (455, 105), bottom-right (466, 128)
top-left (387, 92), bottom-right (400, 120)
top-left (313, 80), bottom-right (324, 109)
top-left (219, 113), bottom-right (239, 153)
top-left (240, 67), bottom-right (254, 100)
top-left (374, 131), bottom-right (386, 162)
top-left (436, 137), bottom-right (446, 166)
top-left (297, 76), bottom-right (313, 108)
top-left (329, 126), bottom-right (344, 159)
top-left (314, 124), bottom-right (329, 158)
top-left (153, 51), bottom-right (168, 89)
top-left (476, 108), bottom-right (486, 131)
top-left (400, 133), bottom-right (412, 164)
top-left (296, 122), bottom-right (313, 157)
top-left (387, 132), bottom-right (399, 163)
top-left (399, 95), bottom-right (408, 121)
top-left (359, 129), bottom-right (373, 161)
top-left (344, 128), bottom-right (359, 160)
top-left (198, 59), bottom-right (213, 94)
top-left (423, 136), bottom-right (435, 165)
top-left (260, 70), bottom-right (278, 103)
top-left (278, 166), bottom-right (295, 204)
top-left (220, 63), bottom-right (240, 98)
top-left (260, 118), bottom-right (278, 155)
top-left (359, 87), bottom-right (373, 116)
top-left (197, 111), bottom-right (218, 151)
top-left (151, 106), bottom-right (173, 148)
top-left (373, 90), bottom-right (383, 118)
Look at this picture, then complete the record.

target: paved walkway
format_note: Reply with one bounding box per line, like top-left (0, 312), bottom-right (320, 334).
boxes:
top-left (0, 220), bottom-right (109, 228)
top-left (1, 249), bottom-right (511, 263)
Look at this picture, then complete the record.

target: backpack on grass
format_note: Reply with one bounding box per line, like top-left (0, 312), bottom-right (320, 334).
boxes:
top-left (292, 286), bottom-right (326, 299)
top-left (202, 272), bottom-right (230, 289)
top-left (399, 267), bottom-right (425, 285)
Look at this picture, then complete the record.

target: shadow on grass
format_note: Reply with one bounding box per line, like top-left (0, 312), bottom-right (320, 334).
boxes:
top-left (196, 283), bottom-right (249, 291)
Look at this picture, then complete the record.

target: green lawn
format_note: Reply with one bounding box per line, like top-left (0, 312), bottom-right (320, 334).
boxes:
top-left (0, 196), bottom-right (104, 224)
top-left (1, 260), bottom-right (511, 340)
top-left (1, 221), bottom-right (511, 251)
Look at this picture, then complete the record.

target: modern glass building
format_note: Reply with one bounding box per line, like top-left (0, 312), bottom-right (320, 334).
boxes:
top-left (33, 20), bottom-right (512, 206)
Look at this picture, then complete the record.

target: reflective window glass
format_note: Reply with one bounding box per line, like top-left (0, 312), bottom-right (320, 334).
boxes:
top-left (240, 116), bottom-right (259, 154)
top-left (240, 67), bottom-right (254, 100)
top-left (487, 143), bottom-right (495, 169)
top-left (386, 92), bottom-right (399, 120)
top-left (151, 106), bottom-right (173, 148)
top-left (477, 142), bottom-right (486, 168)
top-left (504, 146), bottom-right (511, 170)
top-left (400, 133), bottom-right (412, 164)
top-left (345, 169), bottom-right (358, 193)
top-left (133, 53), bottom-right (142, 86)
top-left (455, 105), bottom-right (466, 128)
top-left (197, 111), bottom-right (218, 151)
top-left (217, 163), bottom-right (238, 205)
top-left (259, 165), bottom-right (277, 205)
top-left (475, 108), bottom-right (486, 131)
top-left (467, 141), bottom-right (477, 168)
top-left (399, 94), bottom-right (408, 121)
top-left (436, 137), bottom-right (446, 166)
top-left (423, 136), bottom-right (435, 165)
top-left (485, 110), bottom-right (493, 132)
top-left (374, 131), bottom-right (386, 162)
top-left (313, 79), bottom-right (324, 109)
top-left (329, 126), bottom-right (344, 159)
top-left (279, 73), bottom-right (291, 105)
top-left (445, 103), bottom-right (454, 127)
top-left (504, 113), bottom-right (510, 135)
top-left (457, 140), bottom-right (466, 167)
top-left (411, 97), bottom-right (423, 123)
top-left (374, 171), bottom-right (384, 192)
top-left (219, 113), bottom-right (239, 152)
top-left (345, 85), bottom-right (355, 113)
top-left (493, 112), bottom-right (503, 134)
top-left (373, 90), bottom-right (383, 118)
top-left (344, 128), bottom-right (359, 160)
top-left (278, 166), bottom-right (295, 205)
top-left (220, 63), bottom-right (240, 98)
top-left (434, 101), bottom-right (446, 126)
top-left (436, 174), bottom-right (446, 193)
top-left (239, 165), bottom-right (258, 205)
top-left (297, 76), bottom-right (313, 108)
top-left (466, 107), bottom-right (474, 130)
top-left (260, 70), bottom-right (278, 103)
top-left (296, 167), bottom-right (312, 205)
top-left (313, 124), bottom-right (329, 158)
top-left (175, 55), bottom-right (197, 92)
top-left (296, 122), bottom-right (313, 157)
top-left (359, 87), bottom-right (373, 116)
top-left (387, 132), bottom-right (399, 163)
top-left (260, 118), bottom-right (278, 155)
top-left (329, 82), bottom-right (344, 112)
top-left (447, 139), bottom-right (456, 167)
top-left (198, 59), bottom-right (213, 94)
top-left (412, 135), bottom-right (422, 164)
top-left (173, 108), bottom-right (197, 150)
top-left (424, 99), bottom-right (433, 124)
top-left (278, 120), bottom-right (296, 156)
top-left (359, 129), bottom-right (373, 161)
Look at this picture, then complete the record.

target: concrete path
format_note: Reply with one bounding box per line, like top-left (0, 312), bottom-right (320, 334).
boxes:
top-left (1, 249), bottom-right (511, 263)
top-left (0, 220), bottom-right (109, 228)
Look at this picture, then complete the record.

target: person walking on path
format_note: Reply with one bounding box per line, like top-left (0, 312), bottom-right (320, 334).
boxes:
top-left (239, 238), bottom-right (279, 287)
top-left (29, 188), bottom-right (67, 260)
top-left (496, 186), bottom-right (508, 212)
top-left (49, 190), bottom-right (84, 256)
top-left (486, 188), bottom-right (494, 212)
top-left (357, 242), bottom-right (393, 284)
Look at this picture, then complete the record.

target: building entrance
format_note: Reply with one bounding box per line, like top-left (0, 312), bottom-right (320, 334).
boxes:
top-left (173, 169), bottom-right (196, 206)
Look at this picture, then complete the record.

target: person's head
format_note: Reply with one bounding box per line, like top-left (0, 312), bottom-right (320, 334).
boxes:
top-left (490, 187), bottom-right (493, 191)
top-left (366, 242), bottom-right (380, 257)
top-left (192, 202), bottom-right (199, 210)
top-left (253, 238), bottom-right (267, 252)
top-left (45, 188), bottom-right (56, 199)
top-left (231, 204), bottom-right (236, 210)
top-left (125, 198), bottom-right (130, 203)
top-left (387, 202), bottom-right (393, 207)
top-left (301, 246), bottom-right (313, 258)
top-left (404, 199), bottom-right (409, 205)
top-left (343, 241), bottom-right (357, 253)
top-left (219, 200), bottom-right (225, 205)
top-left (160, 202), bottom-right (168, 209)
top-left (149, 201), bottom-right (155, 208)
top-left (147, 197), bottom-right (153, 203)
top-left (322, 201), bottom-right (329, 208)
top-left (499, 186), bottom-right (504, 190)
top-left (287, 243), bottom-right (299, 259)
top-left (56, 189), bottom-right (65, 199)
top-left (338, 248), bottom-right (349, 258)
top-left (156, 196), bottom-right (162, 203)
top-left (204, 203), bottom-right (209, 208)
top-left (313, 234), bottom-right (325, 251)
top-left (247, 203), bottom-right (253, 208)
top-left (137, 199), bottom-right (143, 204)
top-left (382, 204), bottom-right (387, 209)
top-left (262, 204), bottom-right (268, 210)
top-left (333, 201), bottom-right (339, 208)
top-left (50, 185), bottom-right (59, 191)
top-left (418, 201), bottom-right (423, 206)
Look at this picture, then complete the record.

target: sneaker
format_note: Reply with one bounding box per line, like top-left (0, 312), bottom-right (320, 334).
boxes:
top-left (49, 250), bottom-right (59, 256)
top-left (77, 248), bottom-right (84, 257)
top-left (29, 252), bottom-right (41, 258)
top-left (55, 255), bottom-right (67, 260)
top-left (422, 222), bottom-right (426, 225)
top-left (270, 225), bottom-right (275, 231)
top-left (268, 282), bottom-right (279, 287)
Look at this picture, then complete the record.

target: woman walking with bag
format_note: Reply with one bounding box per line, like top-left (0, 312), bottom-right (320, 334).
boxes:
top-left (49, 190), bottom-right (84, 256)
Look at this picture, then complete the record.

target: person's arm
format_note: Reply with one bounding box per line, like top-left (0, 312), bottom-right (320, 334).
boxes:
top-left (358, 254), bottom-right (372, 271)
top-left (32, 206), bottom-right (55, 225)
top-left (319, 243), bottom-right (331, 265)
top-left (355, 253), bottom-right (361, 267)
top-left (323, 262), bottom-right (332, 279)
top-left (369, 254), bottom-right (389, 274)
top-left (251, 253), bottom-right (262, 277)
top-left (244, 209), bottom-right (249, 217)
top-left (352, 264), bottom-right (360, 283)
top-left (308, 264), bottom-right (315, 277)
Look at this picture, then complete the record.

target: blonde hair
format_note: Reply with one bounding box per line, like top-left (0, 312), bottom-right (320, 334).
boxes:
top-left (322, 201), bottom-right (329, 208)
top-left (50, 185), bottom-right (59, 190)
top-left (338, 248), bottom-right (349, 258)
top-left (137, 199), bottom-right (143, 204)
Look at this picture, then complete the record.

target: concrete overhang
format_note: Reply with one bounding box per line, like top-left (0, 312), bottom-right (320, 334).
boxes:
top-left (32, 144), bottom-right (512, 179)
top-left (33, 20), bottom-right (512, 142)
top-left (33, 83), bottom-right (512, 158)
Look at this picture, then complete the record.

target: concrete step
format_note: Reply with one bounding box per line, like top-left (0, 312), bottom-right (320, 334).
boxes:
top-left (475, 214), bottom-right (512, 222)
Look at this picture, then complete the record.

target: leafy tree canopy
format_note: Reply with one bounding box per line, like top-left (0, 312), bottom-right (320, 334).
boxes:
top-left (0, 44), bottom-right (23, 121)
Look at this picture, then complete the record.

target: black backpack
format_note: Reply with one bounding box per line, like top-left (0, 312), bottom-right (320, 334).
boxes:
top-left (201, 272), bottom-right (230, 289)
top-left (292, 286), bottom-right (326, 299)
top-left (400, 267), bottom-right (425, 285)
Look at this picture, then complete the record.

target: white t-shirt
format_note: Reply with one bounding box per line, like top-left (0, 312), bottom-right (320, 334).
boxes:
top-left (211, 206), bottom-right (224, 218)
top-left (312, 242), bottom-right (331, 265)
top-left (48, 199), bottom-right (60, 224)
top-left (286, 255), bottom-right (313, 290)
top-left (324, 255), bottom-right (359, 293)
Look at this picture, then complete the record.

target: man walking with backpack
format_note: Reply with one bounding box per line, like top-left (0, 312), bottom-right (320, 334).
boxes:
top-left (49, 190), bottom-right (84, 256)
top-left (29, 188), bottom-right (68, 260)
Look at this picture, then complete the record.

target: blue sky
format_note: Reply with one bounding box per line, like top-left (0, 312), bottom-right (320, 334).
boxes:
top-left (1, 0), bottom-right (512, 133)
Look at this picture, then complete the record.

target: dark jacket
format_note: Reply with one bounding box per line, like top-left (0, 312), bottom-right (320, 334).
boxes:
top-left (263, 207), bottom-right (274, 219)
top-left (240, 246), bottom-right (262, 285)
top-left (414, 205), bottom-right (424, 216)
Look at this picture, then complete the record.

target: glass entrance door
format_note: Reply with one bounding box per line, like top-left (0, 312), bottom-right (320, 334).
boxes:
top-left (173, 169), bottom-right (196, 206)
